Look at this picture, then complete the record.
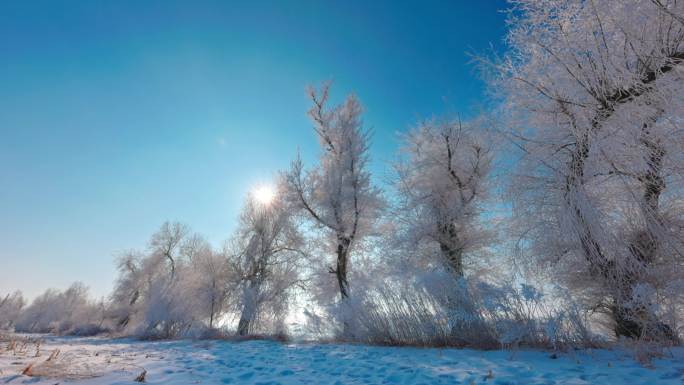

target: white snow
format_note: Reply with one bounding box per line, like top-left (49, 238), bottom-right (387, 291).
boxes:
top-left (1, 335), bottom-right (682, 384)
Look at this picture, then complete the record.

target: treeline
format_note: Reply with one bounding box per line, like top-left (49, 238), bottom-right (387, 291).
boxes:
top-left (2, 0), bottom-right (684, 349)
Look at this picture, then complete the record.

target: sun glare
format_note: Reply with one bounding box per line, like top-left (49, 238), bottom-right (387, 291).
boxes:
top-left (252, 185), bottom-right (276, 205)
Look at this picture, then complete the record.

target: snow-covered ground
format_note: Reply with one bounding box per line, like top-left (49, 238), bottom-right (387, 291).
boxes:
top-left (0, 334), bottom-right (682, 384)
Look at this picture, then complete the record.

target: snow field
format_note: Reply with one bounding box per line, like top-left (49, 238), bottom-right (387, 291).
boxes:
top-left (1, 335), bottom-right (682, 384)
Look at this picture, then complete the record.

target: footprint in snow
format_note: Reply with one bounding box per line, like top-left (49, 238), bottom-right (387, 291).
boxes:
top-left (238, 371), bottom-right (255, 380)
top-left (660, 370), bottom-right (683, 379)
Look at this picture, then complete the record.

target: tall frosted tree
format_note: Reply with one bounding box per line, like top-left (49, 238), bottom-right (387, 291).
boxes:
top-left (285, 84), bottom-right (384, 303)
top-left (396, 117), bottom-right (492, 278)
top-left (489, 0), bottom-right (684, 341)
top-left (393, 117), bottom-right (493, 339)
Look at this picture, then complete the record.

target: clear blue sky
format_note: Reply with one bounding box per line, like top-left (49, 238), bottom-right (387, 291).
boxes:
top-left (0, 0), bottom-right (509, 299)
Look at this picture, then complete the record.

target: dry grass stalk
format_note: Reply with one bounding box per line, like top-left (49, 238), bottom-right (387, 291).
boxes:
top-left (21, 362), bottom-right (34, 376)
top-left (34, 341), bottom-right (41, 357)
top-left (134, 369), bottom-right (147, 382)
top-left (46, 349), bottom-right (60, 362)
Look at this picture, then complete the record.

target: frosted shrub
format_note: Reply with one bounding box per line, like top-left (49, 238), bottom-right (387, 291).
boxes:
top-left (15, 283), bottom-right (106, 335)
top-left (342, 283), bottom-right (453, 346)
top-left (0, 291), bottom-right (25, 331)
top-left (325, 271), bottom-right (600, 349)
top-left (474, 282), bottom-right (600, 349)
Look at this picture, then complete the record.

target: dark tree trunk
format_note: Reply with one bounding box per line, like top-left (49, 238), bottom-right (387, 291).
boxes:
top-left (333, 236), bottom-right (353, 337)
top-left (439, 223), bottom-right (464, 278)
top-left (613, 128), bottom-right (677, 342)
top-left (209, 299), bottom-right (215, 330)
top-left (630, 127), bottom-right (664, 269)
top-left (558, 52), bottom-right (684, 342)
top-left (612, 300), bottom-right (678, 342)
top-left (438, 225), bottom-right (483, 343)
top-left (613, 302), bottom-right (644, 339)
top-left (237, 280), bottom-right (259, 336)
top-left (336, 237), bottom-right (351, 299)
top-left (237, 314), bottom-right (251, 336)
top-left (208, 279), bottom-right (217, 329)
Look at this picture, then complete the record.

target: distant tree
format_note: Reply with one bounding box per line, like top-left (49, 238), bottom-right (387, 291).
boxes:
top-left (285, 84), bottom-right (384, 307)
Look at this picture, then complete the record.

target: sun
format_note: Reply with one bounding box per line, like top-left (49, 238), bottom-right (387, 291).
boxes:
top-left (252, 184), bottom-right (276, 205)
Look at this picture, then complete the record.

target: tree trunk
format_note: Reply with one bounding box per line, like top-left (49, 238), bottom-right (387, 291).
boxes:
top-left (209, 279), bottom-right (217, 329)
top-left (237, 281), bottom-right (259, 336)
top-left (236, 314), bottom-right (251, 336)
top-left (333, 237), bottom-right (353, 337)
top-left (336, 237), bottom-right (351, 299)
top-left (440, 223), bottom-right (464, 278)
top-left (556, 51), bottom-right (684, 342)
top-left (166, 253), bottom-right (175, 279)
top-left (613, 128), bottom-right (677, 342)
top-left (612, 299), bottom-right (678, 341)
top-left (209, 298), bottom-right (215, 330)
top-left (438, 225), bottom-right (484, 343)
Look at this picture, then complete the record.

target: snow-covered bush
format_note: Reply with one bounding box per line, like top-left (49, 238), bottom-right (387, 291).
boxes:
top-left (474, 282), bottom-right (600, 349)
top-left (297, 108), bottom-right (596, 348)
top-left (316, 263), bottom-right (600, 349)
top-left (15, 283), bottom-right (106, 335)
top-left (0, 291), bottom-right (25, 331)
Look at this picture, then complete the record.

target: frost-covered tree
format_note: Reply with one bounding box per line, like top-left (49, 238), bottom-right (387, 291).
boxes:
top-left (489, 0), bottom-right (684, 341)
top-left (285, 84), bottom-right (384, 303)
top-left (393, 117), bottom-right (494, 338)
top-left (0, 291), bottom-right (25, 330)
top-left (150, 221), bottom-right (190, 280)
top-left (109, 222), bottom-right (226, 337)
top-left (230, 182), bottom-right (304, 336)
top-left (109, 250), bottom-right (146, 329)
top-left (187, 247), bottom-right (232, 330)
top-left (396, 117), bottom-right (493, 278)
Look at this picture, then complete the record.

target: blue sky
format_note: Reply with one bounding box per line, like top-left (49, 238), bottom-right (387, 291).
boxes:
top-left (0, 0), bottom-right (509, 299)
